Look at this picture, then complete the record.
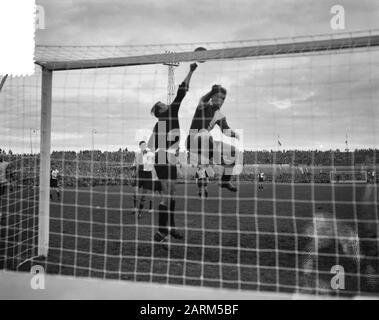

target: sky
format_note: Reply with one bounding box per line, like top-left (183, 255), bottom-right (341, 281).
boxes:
top-left (1, 0), bottom-right (379, 153)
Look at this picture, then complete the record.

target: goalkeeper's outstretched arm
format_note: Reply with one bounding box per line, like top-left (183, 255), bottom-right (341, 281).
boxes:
top-left (171, 63), bottom-right (198, 108)
top-left (182, 63), bottom-right (198, 91)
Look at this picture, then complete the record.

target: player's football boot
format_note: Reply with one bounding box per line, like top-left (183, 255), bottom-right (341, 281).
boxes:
top-left (154, 231), bottom-right (167, 242)
top-left (154, 232), bottom-right (168, 250)
top-left (170, 229), bottom-right (184, 240)
top-left (220, 181), bottom-right (237, 192)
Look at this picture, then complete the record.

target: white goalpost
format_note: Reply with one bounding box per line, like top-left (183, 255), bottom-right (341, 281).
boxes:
top-left (1, 30), bottom-right (379, 299)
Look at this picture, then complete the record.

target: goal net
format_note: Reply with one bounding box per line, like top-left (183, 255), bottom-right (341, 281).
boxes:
top-left (330, 171), bottom-right (368, 184)
top-left (1, 30), bottom-right (379, 298)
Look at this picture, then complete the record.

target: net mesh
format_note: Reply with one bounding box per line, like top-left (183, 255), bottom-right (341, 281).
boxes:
top-left (0, 31), bottom-right (379, 298)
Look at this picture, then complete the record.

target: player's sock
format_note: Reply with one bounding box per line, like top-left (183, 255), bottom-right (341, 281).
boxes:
top-left (158, 203), bottom-right (169, 236)
top-left (168, 200), bottom-right (183, 240)
top-left (148, 200), bottom-right (153, 213)
top-left (169, 199), bottom-right (176, 227)
top-left (138, 200), bottom-right (145, 218)
top-left (205, 189), bottom-right (208, 198)
top-left (133, 193), bottom-right (137, 208)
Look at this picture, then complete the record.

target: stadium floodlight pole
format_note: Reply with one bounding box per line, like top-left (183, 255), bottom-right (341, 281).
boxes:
top-left (38, 67), bottom-right (53, 258)
top-left (163, 51), bottom-right (180, 105)
top-left (0, 74), bottom-right (8, 92)
top-left (29, 128), bottom-right (37, 154)
top-left (29, 128), bottom-right (33, 154)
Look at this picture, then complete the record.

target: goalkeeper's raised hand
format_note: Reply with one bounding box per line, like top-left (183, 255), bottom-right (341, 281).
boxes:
top-left (190, 63), bottom-right (198, 72)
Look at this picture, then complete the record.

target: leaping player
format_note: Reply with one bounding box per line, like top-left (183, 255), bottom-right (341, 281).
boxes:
top-left (186, 84), bottom-right (241, 192)
top-left (148, 62), bottom-right (198, 245)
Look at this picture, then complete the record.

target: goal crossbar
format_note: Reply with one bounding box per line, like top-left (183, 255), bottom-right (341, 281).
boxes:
top-left (35, 32), bottom-right (379, 71)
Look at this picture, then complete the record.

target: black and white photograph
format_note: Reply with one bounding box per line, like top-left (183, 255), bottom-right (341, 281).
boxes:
top-left (0, 0), bottom-right (379, 305)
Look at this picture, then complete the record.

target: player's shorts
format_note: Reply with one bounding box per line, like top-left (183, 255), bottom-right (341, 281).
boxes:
top-left (154, 164), bottom-right (177, 181)
top-left (258, 177), bottom-right (264, 183)
top-left (197, 178), bottom-right (208, 188)
top-left (136, 170), bottom-right (153, 190)
top-left (50, 179), bottom-right (58, 188)
top-left (152, 180), bottom-right (162, 192)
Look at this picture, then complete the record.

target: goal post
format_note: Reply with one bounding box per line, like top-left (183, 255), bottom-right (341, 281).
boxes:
top-left (38, 67), bottom-right (53, 257)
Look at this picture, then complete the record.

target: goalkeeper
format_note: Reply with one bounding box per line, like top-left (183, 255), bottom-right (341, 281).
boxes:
top-left (148, 62), bottom-right (198, 245)
top-left (186, 84), bottom-right (242, 192)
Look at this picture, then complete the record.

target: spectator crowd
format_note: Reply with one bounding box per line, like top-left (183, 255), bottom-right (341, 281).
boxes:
top-left (0, 148), bottom-right (377, 187)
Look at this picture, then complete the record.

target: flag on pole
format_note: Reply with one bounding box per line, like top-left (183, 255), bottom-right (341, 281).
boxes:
top-left (0, 74), bottom-right (8, 92)
top-left (277, 135), bottom-right (282, 147)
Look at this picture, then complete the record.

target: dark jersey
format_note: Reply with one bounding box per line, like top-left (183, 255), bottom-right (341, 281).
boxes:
top-left (189, 102), bottom-right (231, 132)
top-left (151, 82), bottom-right (187, 163)
top-left (186, 102), bottom-right (233, 152)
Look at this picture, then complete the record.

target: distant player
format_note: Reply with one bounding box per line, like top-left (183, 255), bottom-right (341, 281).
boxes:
top-left (186, 84), bottom-right (241, 192)
top-left (0, 159), bottom-right (9, 197)
top-left (258, 171), bottom-right (264, 190)
top-left (371, 170), bottom-right (376, 184)
top-left (148, 63), bottom-right (198, 245)
top-left (195, 165), bottom-right (209, 198)
top-left (50, 166), bottom-right (60, 200)
top-left (132, 140), bottom-right (155, 218)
